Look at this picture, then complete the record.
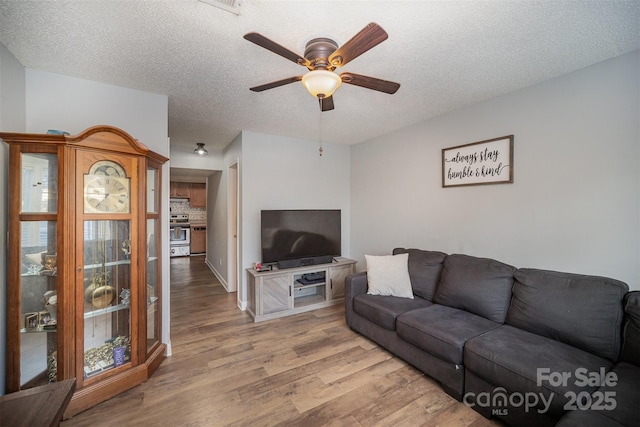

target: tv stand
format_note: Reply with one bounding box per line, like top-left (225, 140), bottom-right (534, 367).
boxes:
top-left (246, 257), bottom-right (356, 322)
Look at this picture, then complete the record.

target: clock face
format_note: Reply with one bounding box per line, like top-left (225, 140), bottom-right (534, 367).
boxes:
top-left (84, 161), bottom-right (130, 213)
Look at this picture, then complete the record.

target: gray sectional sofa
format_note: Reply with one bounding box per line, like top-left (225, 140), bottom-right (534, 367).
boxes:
top-left (344, 248), bottom-right (639, 427)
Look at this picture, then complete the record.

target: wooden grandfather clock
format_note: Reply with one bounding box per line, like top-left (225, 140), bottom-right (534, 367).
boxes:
top-left (3, 125), bottom-right (168, 417)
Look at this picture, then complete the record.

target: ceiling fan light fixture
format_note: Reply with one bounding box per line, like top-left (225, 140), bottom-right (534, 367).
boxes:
top-left (194, 143), bottom-right (208, 156)
top-left (302, 70), bottom-right (342, 98)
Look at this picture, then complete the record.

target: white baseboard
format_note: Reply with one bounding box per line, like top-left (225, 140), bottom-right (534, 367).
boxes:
top-left (204, 257), bottom-right (229, 291)
top-left (204, 257), bottom-right (247, 310)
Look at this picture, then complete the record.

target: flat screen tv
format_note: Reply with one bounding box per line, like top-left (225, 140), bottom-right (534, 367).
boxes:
top-left (261, 209), bottom-right (341, 268)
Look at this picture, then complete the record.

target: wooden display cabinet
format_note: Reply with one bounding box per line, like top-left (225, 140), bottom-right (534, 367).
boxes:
top-left (2, 126), bottom-right (168, 418)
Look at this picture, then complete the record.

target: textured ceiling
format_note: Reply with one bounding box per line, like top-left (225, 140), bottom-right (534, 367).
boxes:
top-left (1, 1), bottom-right (639, 150)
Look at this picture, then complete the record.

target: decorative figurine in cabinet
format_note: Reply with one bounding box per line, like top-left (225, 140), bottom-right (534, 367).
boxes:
top-left (2, 125), bottom-right (168, 417)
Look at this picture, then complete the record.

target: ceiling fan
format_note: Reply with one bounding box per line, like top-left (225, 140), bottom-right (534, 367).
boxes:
top-left (244, 22), bottom-right (400, 112)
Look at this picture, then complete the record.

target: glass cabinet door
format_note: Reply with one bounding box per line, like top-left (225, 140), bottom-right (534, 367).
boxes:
top-left (18, 152), bottom-right (59, 388)
top-left (21, 152), bottom-right (58, 213)
top-left (145, 166), bottom-right (160, 352)
top-left (20, 221), bottom-right (58, 387)
top-left (82, 220), bottom-right (132, 378)
top-left (147, 167), bottom-right (158, 214)
top-left (146, 218), bottom-right (160, 351)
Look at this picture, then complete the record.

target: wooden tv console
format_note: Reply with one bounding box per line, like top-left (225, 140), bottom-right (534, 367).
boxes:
top-left (246, 257), bottom-right (356, 322)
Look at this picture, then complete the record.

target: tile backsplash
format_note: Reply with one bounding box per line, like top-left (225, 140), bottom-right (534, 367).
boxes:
top-left (170, 200), bottom-right (206, 221)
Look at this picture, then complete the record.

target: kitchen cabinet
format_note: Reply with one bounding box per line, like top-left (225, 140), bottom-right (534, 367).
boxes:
top-left (189, 183), bottom-right (206, 208)
top-left (169, 182), bottom-right (206, 207)
top-left (2, 125), bottom-right (168, 418)
top-left (169, 181), bottom-right (190, 198)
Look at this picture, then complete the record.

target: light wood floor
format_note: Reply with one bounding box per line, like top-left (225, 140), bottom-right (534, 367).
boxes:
top-left (62, 256), bottom-right (501, 426)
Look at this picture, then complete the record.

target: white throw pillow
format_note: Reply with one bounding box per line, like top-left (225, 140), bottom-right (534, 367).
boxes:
top-left (365, 253), bottom-right (414, 299)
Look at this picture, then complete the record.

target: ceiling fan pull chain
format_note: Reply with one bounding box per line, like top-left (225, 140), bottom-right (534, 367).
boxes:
top-left (319, 110), bottom-right (323, 157)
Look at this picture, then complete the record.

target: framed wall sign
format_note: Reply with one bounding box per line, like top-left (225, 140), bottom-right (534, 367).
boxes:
top-left (442, 135), bottom-right (514, 187)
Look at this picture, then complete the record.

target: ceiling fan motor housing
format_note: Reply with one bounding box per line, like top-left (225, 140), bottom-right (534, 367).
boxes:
top-left (304, 38), bottom-right (339, 70)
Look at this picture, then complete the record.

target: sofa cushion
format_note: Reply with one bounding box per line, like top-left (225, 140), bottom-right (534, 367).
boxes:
top-left (353, 294), bottom-right (432, 331)
top-left (556, 410), bottom-right (626, 427)
top-left (393, 248), bottom-right (447, 301)
top-left (507, 269), bottom-right (628, 362)
top-left (464, 325), bottom-right (614, 417)
top-left (365, 253), bottom-right (414, 299)
top-left (433, 254), bottom-right (515, 323)
top-left (590, 362), bottom-right (640, 427)
top-left (556, 361), bottom-right (640, 427)
top-left (397, 304), bottom-right (501, 365)
top-left (620, 291), bottom-right (640, 365)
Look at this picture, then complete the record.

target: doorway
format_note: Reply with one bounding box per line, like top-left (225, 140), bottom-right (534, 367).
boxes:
top-left (228, 161), bottom-right (240, 304)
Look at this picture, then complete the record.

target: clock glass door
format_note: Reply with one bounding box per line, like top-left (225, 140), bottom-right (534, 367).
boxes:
top-left (82, 220), bottom-right (132, 379)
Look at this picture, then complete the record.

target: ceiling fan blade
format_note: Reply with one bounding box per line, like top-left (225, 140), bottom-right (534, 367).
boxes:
top-left (328, 22), bottom-right (388, 68)
top-left (244, 32), bottom-right (310, 67)
top-left (340, 72), bottom-right (400, 94)
top-left (250, 76), bottom-right (302, 92)
top-left (319, 96), bottom-right (335, 112)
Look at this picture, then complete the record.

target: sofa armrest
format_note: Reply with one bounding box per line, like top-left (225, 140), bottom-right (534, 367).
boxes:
top-left (345, 272), bottom-right (368, 299)
top-left (621, 291), bottom-right (640, 366)
top-left (344, 272), bottom-right (368, 328)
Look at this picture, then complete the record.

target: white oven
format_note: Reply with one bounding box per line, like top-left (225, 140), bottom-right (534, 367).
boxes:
top-left (170, 225), bottom-right (190, 244)
top-left (170, 214), bottom-right (191, 257)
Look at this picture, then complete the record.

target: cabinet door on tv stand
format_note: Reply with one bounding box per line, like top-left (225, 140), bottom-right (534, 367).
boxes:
top-left (260, 273), bottom-right (292, 315)
top-left (329, 264), bottom-right (352, 300)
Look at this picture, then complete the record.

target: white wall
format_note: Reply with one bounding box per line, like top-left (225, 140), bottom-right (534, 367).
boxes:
top-left (0, 43), bottom-right (27, 396)
top-left (351, 50), bottom-right (640, 290)
top-left (205, 171), bottom-right (225, 278)
top-left (169, 144), bottom-right (224, 170)
top-left (239, 131), bottom-right (351, 305)
top-left (0, 45), bottom-right (25, 131)
top-left (25, 69), bottom-right (167, 146)
top-left (24, 69), bottom-right (174, 348)
top-left (206, 131), bottom-right (242, 294)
